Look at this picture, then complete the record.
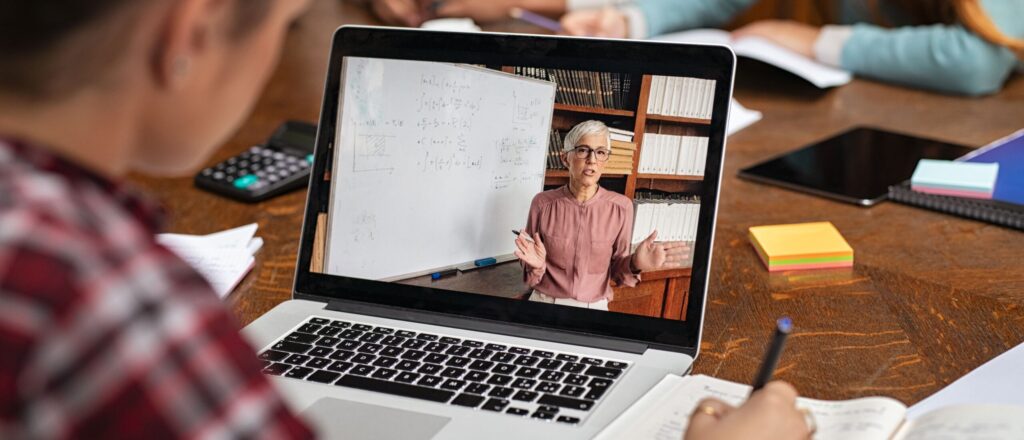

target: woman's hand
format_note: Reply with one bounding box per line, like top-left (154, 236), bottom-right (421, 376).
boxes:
top-left (731, 20), bottom-right (821, 58)
top-left (514, 231), bottom-right (547, 271)
top-left (370, 0), bottom-right (425, 27)
top-left (560, 7), bottom-right (629, 38)
top-left (684, 381), bottom-right (812, 440)
top-left (632, 231), bottom-right (688, 272)
top-left (432, 0), bottom-right (521, 23)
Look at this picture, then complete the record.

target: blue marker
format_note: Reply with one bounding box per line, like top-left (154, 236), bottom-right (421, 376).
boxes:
top-left (431, 268), bottom-right (457, 280)
top-left (474, 257), bottom-right (497, 267)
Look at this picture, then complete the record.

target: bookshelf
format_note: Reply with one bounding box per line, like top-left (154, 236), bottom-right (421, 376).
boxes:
top-left (507, 67), bottom-right (713, 321)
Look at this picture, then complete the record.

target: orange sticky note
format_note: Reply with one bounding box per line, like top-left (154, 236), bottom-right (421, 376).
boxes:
top-left (748, 222), bottom-right (853, 272)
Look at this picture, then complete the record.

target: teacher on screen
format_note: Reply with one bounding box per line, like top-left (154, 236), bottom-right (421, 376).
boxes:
top-left (516, 120), bottom-right (687, 311)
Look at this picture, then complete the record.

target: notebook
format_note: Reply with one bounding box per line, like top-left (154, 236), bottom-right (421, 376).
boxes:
top-left (889, 129), bottom-right (1024, 230)
top-left (596, 374), bottom-right (1024, 440)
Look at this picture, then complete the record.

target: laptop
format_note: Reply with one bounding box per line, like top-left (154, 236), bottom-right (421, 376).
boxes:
top-left (242, 26), bottom-right (735, 439)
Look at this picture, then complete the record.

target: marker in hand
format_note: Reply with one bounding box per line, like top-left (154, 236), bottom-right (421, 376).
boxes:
top-left (752, 317), bottom-right (792, 392)
top-left (512, 229), bottom-right (533, 242)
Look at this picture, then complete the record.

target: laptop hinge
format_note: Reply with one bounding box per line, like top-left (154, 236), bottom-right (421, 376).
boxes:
top-left (323, 299), bottom-right (649, 355)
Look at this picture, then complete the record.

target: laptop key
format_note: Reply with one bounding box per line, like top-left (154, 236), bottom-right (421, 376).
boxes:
top-left (340, 330), bottom-right (363, 339)
top-left (381, 336), bottom-right (406, 346)
top-left (512, 390), bottom-right (538, 402)
top-left (580, 357), bottom-right (603, 365)
top-left (532, 411), bottom-right (556, 420)
top-left (306, 358), bottom-right (331, 369)
top-left (328, 320), bottom-right (350, 328)
top-left (401, 350), bottom-right (427, 361)
top-left (491, 352), bottom-right (516, 363)
top-left (446, 356), bottom-right (470, 368)
top-left (538, 394), bottom-right (594, 411)
top-left (395, 330), bottom-right (416, 338)
top-left (585, 387), bottom-right (608, 401)
top-left (492, 364), bottom-right (516, 375)
top-left (351, 353), bottom-right (375, 364)
top-left (307, 370), bottom-right (341, 384)
top-left (536, 382), bottom-right (561, 393)
top-left (327, 361), bottom-right (353, 373)
top-left (372, 356), bottom-right (399, 368)
top-left (371, 368), bottom-right (398, 380)
top-left (489, 387), bottom-right (514, 398)
top-left (556, 416), bottom-right (581, 425)
top-left (285, 367), bottom-right (313, 379)
top-left (316, 337), bottom-right (341, 347)
top-left (560, 385), bottom-right (586, 397)
top-left (308, 347), bottom-right (333, 358)
top-left (468, 349), bottom-right (493, 359)
top-left (465, 383), bottom-right (489, 395)
top-left (309, 318), bottom-right (330, 325)
top-left (350, 365), bottom-right (374, 376)
top-left (352, 324), bottom-right (373, 331)
top-left (508, 347), bottom-right (530, 355)
top-left (424, 353), bottom-right (448, 364)
top-left (262, 363), bottom-right (291, 375)
top-left (513, 356), bottom-right (539, 366)
top-left (440, 367), bottom-right (467, 378)
top-left (416, 333), bottom-right (439, 341)
top-left (584, 366), bottom-right (623, 379)
top-left (338, 340), bottom-right (360, 351)
top-left (482, 398), bottom-right (509, 412)
top-left (446, 346), bottom-right (471, 357)
top-left (329, 350), bottom-right (355, 361)
top-left (440, 379), bottom-right (467, 391)
top-left (258, 350), bottom-right (288, 362)
top-left (590, 378), bottom-right (613, 388)
top-left (359, 333), bottom-right (384, 343)
top-left (273, 341), bottom-right (312, 354)
top-left (402, 339), bottom-right (427, 349)
top-left (485, 343), bottom-right (507, 351)
top-left (451, 393), bottom-right (486, 408)
top-left (395, 372), bottom-right (420, 383)
top-left (440, 337), bottom-right (461, 345)
top-left (418, 376), bottom-right (443, 387)
top-left (284, 354), bottom-right (311, 365)
top-left (396, 360), bottom-right (421, 371)
top-left (515, 367), bottom-right (540, 378)
top-left (564, 375), bottom-right (587, 386)
top-left (465, 371), bottom-right (489, 382)
top-left (424, 342), bottom-right (449, 353)
top-left (298, 324), bottom-right (321, 333)
top-left (605, 361), bottom-right (628, 369)
top-left (380, 346), bottom-right (403, 357)
top-left (540, 370), bottom-right (565, 382)
top-left (316, 326), bottom-right (341, 337)
top-left (373, 327), bottom-right (395, 335)
top-left (532, 350), bottom-right (554, 359)
top-left (418, 363), bottom-right (443, 375)
top-left (537, 359), bottom-right (563, 370)
top-left (506, 407), bottom-right (529, 416)
top-left (511, 378), bottom-right (537, 389)
top-left (285, 332), bottom-right (318, 344)
top-left (539, 405), bottom-right (560, 413)
top-left (555, 354), bottom-right (579, 362)
top-left (461, 340), bottom-right (484, 348)
top-left (358, 343), bottom-right (383, 354)
top-left (561, 363), bottom-right (586, 373)
top-left (336, 375), bottom-right (454, 403)
top-left (468, 360), bottom-right (494, 371)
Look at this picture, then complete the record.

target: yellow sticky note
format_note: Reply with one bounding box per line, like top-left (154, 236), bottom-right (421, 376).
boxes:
top-left (748, 222), bottom-right (853, 271)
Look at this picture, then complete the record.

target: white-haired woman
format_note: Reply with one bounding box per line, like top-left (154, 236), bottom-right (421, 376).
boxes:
top-left (515, 120), bottom-right (687, 310)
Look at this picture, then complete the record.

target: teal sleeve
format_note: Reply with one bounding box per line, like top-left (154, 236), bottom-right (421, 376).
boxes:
top-left (635, 0), bottom-right (756, 37)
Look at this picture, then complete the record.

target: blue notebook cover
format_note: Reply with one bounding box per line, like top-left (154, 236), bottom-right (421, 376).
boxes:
top-left (960, 129), bottom-right (1024, 205)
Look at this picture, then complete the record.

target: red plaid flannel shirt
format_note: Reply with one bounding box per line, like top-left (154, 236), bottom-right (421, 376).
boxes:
top-left (0, 139), bottom-right (312, 439)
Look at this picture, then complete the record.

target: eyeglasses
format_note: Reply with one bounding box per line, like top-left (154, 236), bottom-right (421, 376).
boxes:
top-left (570, 145), bottom-right (611, 162)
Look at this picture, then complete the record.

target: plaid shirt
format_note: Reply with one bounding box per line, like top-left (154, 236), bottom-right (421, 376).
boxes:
top-left (0, 139), bottom-right (312, 439)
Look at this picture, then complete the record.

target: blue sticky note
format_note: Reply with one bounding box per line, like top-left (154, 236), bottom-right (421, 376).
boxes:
top-left (911, 159), bottom-right (998, 195)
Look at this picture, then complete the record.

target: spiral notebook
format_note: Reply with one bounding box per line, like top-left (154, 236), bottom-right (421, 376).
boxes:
top-left (888, 129), bottom-right (1024, 230)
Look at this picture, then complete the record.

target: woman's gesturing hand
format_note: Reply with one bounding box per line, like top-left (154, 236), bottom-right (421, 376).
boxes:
top-left (514, 231), bottom-right (547, 271)
top-left (632, 231), bottom-right (689, 272)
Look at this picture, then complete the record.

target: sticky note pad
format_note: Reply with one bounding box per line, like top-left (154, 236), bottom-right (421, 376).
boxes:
top-left (911, 159), bottom-right (999, 199)
top-left (748, 222), bottom-right (853, 272)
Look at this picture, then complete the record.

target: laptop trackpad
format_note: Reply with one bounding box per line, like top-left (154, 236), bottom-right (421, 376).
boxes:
top-left (301, 397), bottom-right (451, 439)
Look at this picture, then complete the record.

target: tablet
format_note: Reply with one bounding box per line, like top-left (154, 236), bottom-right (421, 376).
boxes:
top-left (738, 127), bottom-right (974, 206)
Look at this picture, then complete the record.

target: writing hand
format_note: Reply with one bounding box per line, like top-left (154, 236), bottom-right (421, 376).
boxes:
top-left (514, 231), bottom-right (547, 271)
top-left (731, 20), bottom-right (821, 58)
top-left (684, 381), bottom-right (811, 440)
top-left (631, 230), bottom-right (689, 272)
top-left (371, 0), bottom-right (424, 26)
top-left (560, 7), bottom-right (628, 38)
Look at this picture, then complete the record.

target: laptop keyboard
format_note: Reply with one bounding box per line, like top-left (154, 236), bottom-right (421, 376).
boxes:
top-left (257, 316), bottom-right (631, 425)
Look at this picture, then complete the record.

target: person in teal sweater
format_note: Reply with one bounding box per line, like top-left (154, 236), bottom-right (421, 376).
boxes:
top-left (561, 0), bottom-right (1024, 96)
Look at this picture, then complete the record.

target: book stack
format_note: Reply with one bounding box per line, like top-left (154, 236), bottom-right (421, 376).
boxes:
top-left (606, 128), bottom-right (635, 175)
top-left (647, 76), bottom-right (716, 119)
top-left (638, 124), bottom-right (708, 176)
top-left (748, 222), bottom-right (853, 272)
top-left (513, 67), bottom-right (634, 110)
top-left (546, 128), bottom-right (566, 170)
top-left (631, 195), bottom-right (702, 245)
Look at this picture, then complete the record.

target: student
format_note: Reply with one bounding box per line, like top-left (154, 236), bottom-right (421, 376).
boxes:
top-left (561, 0), bottom-right (1024, 96)
top-left (515, 120), bottom-right (688, 310)
top-left (0, 0), bottom-right (314, 437)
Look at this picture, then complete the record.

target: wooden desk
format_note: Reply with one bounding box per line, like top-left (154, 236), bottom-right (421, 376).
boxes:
top-left (131, 0), bottom-right (1024, 407)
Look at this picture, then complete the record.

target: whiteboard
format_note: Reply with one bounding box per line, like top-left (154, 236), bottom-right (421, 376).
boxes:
top-left (325, 57), bottom-right (556, 281)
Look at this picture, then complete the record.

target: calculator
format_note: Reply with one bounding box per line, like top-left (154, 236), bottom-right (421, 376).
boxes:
top-left (195, 121), bottom-right (318, 203)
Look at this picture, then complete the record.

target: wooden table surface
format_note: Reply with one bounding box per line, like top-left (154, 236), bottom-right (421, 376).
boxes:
top-left (131, 1), bottom-right (1024, 407)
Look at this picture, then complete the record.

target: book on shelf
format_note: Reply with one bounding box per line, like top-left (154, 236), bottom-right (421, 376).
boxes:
top-left (513, 67), bottom-right (634, 110)
top-left (596, 374), bottom-right (1024, 440)
top-left (647, 75), bottom-right (715, 120)
top-left (546, 128), bottom-right (566, 170)
top-left (609, 127), bottom-right (635, 143)
top-left (638, 123), bottom-right (708, 176)
top-left (631, 193), bottom-right (701, 245)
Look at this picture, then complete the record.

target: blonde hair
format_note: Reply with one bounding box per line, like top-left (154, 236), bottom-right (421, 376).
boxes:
top-left (563, 120), bottom-right (611, 152)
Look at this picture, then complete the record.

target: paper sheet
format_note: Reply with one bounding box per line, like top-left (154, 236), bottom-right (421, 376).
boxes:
top-left (728, 98), bottom-right (762, 136)
top-left (907, 341), bottom-right (1024, 419)
top-left (157, 224), bottom-right (263, 299)
top-left (596, 374), bottom-right (906, 440)
top-left (653, 29), bottom-right (853, 89)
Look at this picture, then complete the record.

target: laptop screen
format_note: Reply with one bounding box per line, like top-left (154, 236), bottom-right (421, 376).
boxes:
top-left (296, 28), bottom-right (733, 353)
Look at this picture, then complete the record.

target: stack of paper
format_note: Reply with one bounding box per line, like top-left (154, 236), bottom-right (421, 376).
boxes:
top-left (911, 159), bottom-right (999, 199)
top-left (157, 223), bottom-right (264, 298)
top-left (748, 221), bottom-right (853, 271)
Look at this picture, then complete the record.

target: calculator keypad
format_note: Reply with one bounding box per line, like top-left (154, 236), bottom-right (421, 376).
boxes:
top-left (200, 146), bottom-right (311, 193)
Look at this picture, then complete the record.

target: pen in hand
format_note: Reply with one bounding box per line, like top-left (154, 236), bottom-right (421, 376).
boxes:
top-left (752, 317), bottom-right (792, 392)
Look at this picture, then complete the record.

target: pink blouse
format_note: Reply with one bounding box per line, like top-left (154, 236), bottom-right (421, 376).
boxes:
top-left (522, 186), bottom-right (640, 303)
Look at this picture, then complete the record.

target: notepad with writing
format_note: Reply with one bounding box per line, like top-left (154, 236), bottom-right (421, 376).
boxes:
top-left (748, 222), bottom-right (853, 272)
top-left (595, 374), bottom-right (1024, 440)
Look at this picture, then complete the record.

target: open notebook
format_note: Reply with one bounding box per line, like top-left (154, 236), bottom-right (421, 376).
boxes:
top-left (596, 374), bottom-right (1024, 440)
